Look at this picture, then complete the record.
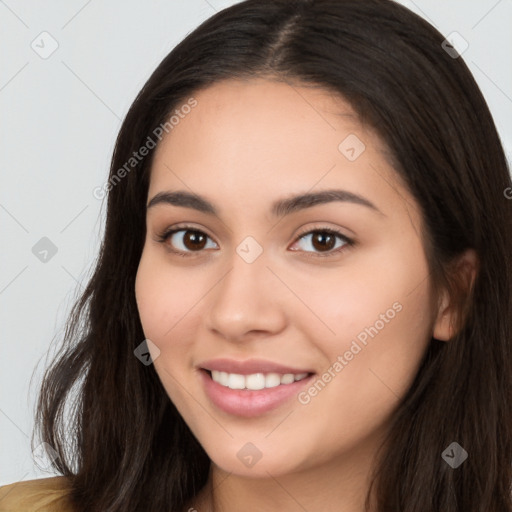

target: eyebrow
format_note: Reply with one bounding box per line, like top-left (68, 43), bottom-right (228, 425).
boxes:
top-left (146, 189), bottom-right (385, 217)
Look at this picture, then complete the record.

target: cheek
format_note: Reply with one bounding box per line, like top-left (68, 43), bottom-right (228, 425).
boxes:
top-left (134, 252), bottom-right (198, 409)
top-left (292, 245), bottom-right (430, 345)
top-left (135, 259), bottom-right (171, 342)
top-left (292, 240), bottom-right (433, 397)
top-left (135, 250), bottom-right (197, 343)
top-left (134, 249), bottom-right (214, 393)
top-left (288, 272), bottom-right (432, 455)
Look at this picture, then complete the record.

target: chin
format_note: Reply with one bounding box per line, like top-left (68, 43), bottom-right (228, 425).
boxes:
top-left (200, 437), bottom-right (311, 479)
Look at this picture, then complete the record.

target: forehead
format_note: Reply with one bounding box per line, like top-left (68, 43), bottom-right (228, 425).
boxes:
top-left (155, 78), bottom-right (367, 164)
top-left (148, 78), bottom-right (412, 219)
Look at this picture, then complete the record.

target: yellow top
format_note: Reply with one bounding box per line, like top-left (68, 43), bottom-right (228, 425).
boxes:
top-left (0, 476), bottom-right (73, 512)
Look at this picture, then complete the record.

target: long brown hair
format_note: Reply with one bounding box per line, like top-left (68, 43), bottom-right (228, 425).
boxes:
top-left (33, 0), bottom-right (512, 510)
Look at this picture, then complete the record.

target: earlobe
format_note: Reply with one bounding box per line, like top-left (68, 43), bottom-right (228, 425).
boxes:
top-left (432, 289), bottom-right (454, 342)
top-left (431, 248), bottom-right (479, 342)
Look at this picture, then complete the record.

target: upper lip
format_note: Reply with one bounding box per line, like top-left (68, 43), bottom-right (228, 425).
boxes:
top-left (199, 358), bottom-right (314, 375)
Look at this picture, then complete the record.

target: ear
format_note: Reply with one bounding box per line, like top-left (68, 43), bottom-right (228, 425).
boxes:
top-left (432, 248), bottom-right (479, 342)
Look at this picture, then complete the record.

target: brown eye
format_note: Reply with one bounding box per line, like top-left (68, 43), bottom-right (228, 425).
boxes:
top-left (311, 232), bottom-right (337, 252)
top-left (180, 230), bottom-right (208, 251)
top-left (158, 228), bottom-right (218, 255)
top-left (291, 228), bottom-right (353, 257)
top-left (157, 226), bottom-right (353, 258)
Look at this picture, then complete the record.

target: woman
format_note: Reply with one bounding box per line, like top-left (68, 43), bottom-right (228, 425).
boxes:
top-left (1, 0), bottom-right (511, 510)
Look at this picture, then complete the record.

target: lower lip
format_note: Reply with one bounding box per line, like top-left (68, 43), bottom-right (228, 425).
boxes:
top-left (199, 369), bottom-right (314, 418)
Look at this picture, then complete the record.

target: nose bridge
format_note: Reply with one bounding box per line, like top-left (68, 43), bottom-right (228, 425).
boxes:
top-left (216, 240), bottom-right (269, 307)
top-left (206, 238), bottom-right (285, 338)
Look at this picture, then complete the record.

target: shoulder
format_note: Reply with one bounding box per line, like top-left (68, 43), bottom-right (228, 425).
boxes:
top-left (0, 476), bottom-right (74, 512)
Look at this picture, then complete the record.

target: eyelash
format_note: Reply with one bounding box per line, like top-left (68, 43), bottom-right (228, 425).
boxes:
top-left (155, 224), bottom-right (355, 259)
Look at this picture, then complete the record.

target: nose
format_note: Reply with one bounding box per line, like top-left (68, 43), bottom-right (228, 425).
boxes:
top-left (205, 248), bottom-right (287, 342)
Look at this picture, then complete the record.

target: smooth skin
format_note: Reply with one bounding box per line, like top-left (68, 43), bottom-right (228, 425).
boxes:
top-left (135, 78), bottom-right (477, 512)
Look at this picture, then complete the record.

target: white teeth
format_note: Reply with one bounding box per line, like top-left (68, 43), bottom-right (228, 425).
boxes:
top-left (218, 371), bottom-right (229, 387)
top-left (245, 373), bottom-right (265, 390)
top-left (209, 370), bottom-right (310, 390)
top-left (265, 373), bottom-right (281, 388)
top-left (227, 373), bottom-right (245, 389)
top-left (280, 373), bottom-right (295, 385)
top-left (212, 370), bottom-right (231, 386)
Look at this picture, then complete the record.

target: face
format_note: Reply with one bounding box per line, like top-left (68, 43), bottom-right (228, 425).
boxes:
top-left (135, 78), bottom-right (439, 478)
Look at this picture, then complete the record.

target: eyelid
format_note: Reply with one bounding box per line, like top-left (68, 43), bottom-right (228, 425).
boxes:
top-left (293, 223), bottom-right (353, 242)
top-left (154, 222), bottom-right (355, 257)
top-left (154, 222), bottom-right (215, 241)
top-left (153, 223), bottom-right (219, 257)
top-left (290, 224), bottom-right (354, 258)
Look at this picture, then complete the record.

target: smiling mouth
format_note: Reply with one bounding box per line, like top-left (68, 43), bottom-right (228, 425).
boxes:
top-left (199, 367), bottom-right (316, 417)
top-left (202, 369), bottom-right (314, 391)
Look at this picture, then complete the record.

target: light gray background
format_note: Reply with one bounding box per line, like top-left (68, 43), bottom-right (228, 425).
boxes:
top-left (1, 0), bottom-right (511, 485)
